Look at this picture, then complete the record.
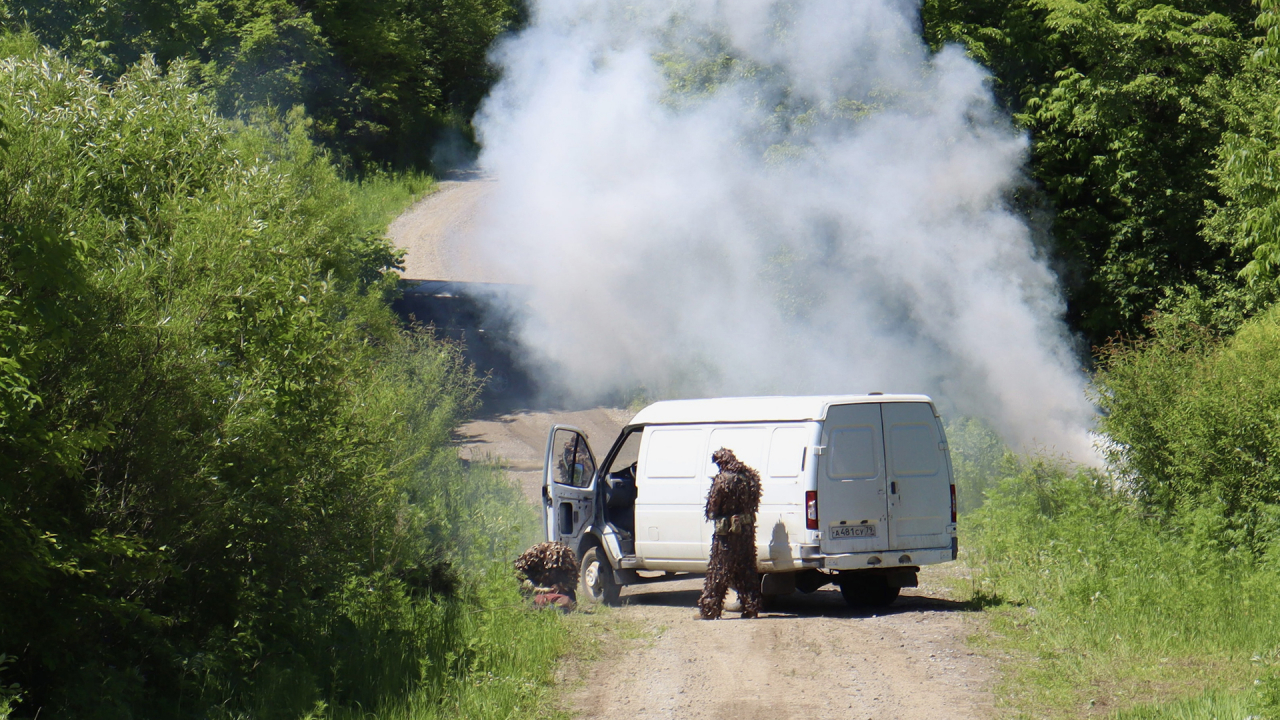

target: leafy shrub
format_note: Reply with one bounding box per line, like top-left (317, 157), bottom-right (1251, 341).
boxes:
top-left (0, 0), bottom-right (521, 168)
top-left (945, 416), bottom-right (1014, 514)
top-left (0, 36), bottom-right (548, 719)
top-left (1095, 303), bottom-right (1280, 547)
top-left (967, 459), bottom-right (1280, 715)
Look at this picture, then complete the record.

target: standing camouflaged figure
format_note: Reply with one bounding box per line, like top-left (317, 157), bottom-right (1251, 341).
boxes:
top-left (698, 448), bottom-right (763, 619)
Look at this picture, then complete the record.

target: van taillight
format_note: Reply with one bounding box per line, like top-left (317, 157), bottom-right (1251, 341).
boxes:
top-left (805, 491), bottom-right (818, 530)
top-left (950, 484), bottom-right (957, 523)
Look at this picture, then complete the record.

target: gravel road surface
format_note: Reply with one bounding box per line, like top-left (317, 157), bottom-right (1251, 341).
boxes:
top-left (570, 571), bottom-right (994, 720)
top-left (387, 171), bottom-right (502, 283)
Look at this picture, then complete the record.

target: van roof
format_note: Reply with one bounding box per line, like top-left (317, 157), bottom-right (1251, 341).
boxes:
top-left (629, 394), bottom-right (935, 425)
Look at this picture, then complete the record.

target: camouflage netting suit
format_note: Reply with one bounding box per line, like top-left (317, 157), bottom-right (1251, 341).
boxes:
top-left (514, 541), bottom-right (579, 600)
top-left (698, 448), bottom-right (763, 619)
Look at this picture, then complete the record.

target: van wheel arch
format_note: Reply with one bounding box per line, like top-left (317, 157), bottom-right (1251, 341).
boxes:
top-left (578, 544), bottom-right (622, 606)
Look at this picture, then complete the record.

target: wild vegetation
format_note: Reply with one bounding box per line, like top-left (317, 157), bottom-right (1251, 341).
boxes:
top-left (8, 0), bottom-right (1280, 718)
top-left (0, 0), bottom-right (521, 168)
top-left (918, 2), bottom-right (1280, 717)
top-left (923, 0), bottom-right (1280, 347)
top-left (947, 283), bottom-right (1280, 717)
top-left (0, 33), bottom-right (561, 719)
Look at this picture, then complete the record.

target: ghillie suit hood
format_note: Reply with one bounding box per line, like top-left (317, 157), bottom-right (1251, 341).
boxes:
top-left (515, 541), bottom-right (580, 598)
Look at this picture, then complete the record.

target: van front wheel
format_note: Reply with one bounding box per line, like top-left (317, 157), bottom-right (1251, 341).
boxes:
top-left (580, 546), bottom-right (621, 606)
top-left (839, 575), bottom-right (899, 608)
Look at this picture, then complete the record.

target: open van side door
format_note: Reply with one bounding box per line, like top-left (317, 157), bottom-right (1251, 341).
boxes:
top-left (543, 426), bottom-right (598, 548)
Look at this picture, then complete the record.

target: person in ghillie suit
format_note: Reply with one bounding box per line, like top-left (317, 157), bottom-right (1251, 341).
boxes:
top-left (515, 541), bottom-right (579, 611)
top-left (698, 448), bottom-right (763, 619)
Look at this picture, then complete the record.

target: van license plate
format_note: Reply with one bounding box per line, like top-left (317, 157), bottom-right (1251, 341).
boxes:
top-left (830, 524), bottom-right (876, 539)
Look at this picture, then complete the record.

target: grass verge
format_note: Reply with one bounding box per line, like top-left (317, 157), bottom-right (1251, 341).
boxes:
top-left (351, 170), bottom-right (438, 234)
top-left (952, 461), bottom-right (1280, 719)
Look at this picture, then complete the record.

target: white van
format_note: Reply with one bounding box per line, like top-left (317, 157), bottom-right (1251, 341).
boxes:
top-left (542, 394), bottom-right (958, 607)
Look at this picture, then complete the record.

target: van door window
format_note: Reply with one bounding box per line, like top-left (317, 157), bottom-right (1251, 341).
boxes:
top-left (887, 423), bottom-right (941, 476)
top-left (553, 429), bottom-right (596, 488)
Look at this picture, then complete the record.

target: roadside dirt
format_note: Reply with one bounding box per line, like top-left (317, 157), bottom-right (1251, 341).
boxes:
top-left (395, 179), bottom-right (996, 720)
top-left (568, 569), bottom-right (994, 720)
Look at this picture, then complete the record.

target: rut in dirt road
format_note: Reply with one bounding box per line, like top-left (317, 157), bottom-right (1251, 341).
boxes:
top-left (570, 572), bottom-right (994, 720)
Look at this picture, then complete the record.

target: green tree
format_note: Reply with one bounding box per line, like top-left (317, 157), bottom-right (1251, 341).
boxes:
top-left (1208, 0), bottom-right (1280, 282)
top-left (0, 36), bottom-right (540, 718)
top-left (923, 0), bottom-right (1258, 347)
top-left (0, 0), bottom-right (520, 168)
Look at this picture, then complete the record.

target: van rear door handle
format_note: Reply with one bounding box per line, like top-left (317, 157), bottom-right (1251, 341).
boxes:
top-left (890, 481), bottom-right (897, 494)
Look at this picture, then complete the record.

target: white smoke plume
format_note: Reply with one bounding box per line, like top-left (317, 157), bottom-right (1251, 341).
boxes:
top-left (472, 0), bottom-right (1097, 460)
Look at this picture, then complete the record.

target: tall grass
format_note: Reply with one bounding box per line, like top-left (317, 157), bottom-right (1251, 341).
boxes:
top-left (963, 460), bottom-right (1280, 718)
top-left (350, 172), bottom-right (438, 234)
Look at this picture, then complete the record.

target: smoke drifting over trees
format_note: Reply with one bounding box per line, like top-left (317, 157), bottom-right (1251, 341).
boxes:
top-left (473, 0), bottom-right (1096, 459)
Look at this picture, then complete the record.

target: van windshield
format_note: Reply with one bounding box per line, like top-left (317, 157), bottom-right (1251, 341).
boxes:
top-left (608, 429), bottom-right (642, 474)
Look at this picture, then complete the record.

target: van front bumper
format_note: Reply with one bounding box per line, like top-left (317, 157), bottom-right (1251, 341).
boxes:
top-left (800, 545), bottom-right (954, 570)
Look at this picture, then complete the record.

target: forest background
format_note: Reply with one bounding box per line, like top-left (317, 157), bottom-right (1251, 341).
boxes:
top-left (5, 0), bottom-right (1280, 718)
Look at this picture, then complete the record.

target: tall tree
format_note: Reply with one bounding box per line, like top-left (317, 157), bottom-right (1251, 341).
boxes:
top-left (1, 0), bottom-right (520, 168)
top-left (923, 0), bottom-right (1259, 347)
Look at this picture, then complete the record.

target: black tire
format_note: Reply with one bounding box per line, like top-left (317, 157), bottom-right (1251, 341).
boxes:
top-left (839, 575), bottom-right (900, 608)
top-left (579, 546), bottom-right (622, 606)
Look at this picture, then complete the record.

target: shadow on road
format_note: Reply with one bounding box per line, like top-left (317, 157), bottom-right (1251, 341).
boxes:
top-left (618, 579), bottom-right (972, 620)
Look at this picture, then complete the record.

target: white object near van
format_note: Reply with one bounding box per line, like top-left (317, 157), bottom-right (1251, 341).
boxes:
top-left (542, 394), bottom-right (958, 607)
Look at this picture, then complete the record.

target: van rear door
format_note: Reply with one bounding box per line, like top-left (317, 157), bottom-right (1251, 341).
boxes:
top-left (818, 404), bottom-right (889, 554)
top-left (543, 426), bottom-right (597, 548)
top-left (882, 402), bottom-right (952, 550)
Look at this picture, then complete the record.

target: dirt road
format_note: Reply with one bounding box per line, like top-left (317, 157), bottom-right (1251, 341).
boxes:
top-left (395, 181), bottom-right (996, 720)
top-left (387, 170), bottom-right (504, 283)
top-left (570, 572), bottom-right (994, 720)
top-left (456, 407), bottom-right (633, 504)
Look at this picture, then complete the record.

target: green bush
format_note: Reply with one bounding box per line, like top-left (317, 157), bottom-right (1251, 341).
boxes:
top-left (0, 0), bottom-right (521, 168)
top-left (1095, 304), bottom-right (1280, 543)
top-left (966, 458), bottom-right (1280, 715)
top-left (945, 416), bottom-right (1015, 515)
top-left (0, 36), bottom-right (550, 719)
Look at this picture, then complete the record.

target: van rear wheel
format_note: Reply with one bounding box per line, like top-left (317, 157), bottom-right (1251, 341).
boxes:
top-left (579, 546), bottom-right (621, 606)
top-left (839, 575), bottom-right (899, 608)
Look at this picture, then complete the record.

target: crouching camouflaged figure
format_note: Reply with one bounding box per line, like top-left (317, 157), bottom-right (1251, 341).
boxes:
top-left (698, 448), bottom-right (763, 619)
top-left (515, 541), bottom-right (579, 610)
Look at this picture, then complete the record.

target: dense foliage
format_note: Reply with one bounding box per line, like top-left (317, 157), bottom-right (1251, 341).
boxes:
top-left (0, 35), bottom-right (549, 719)
top-left (963, 460), bottom-right (1280, 717)
top-left (1096, 305), bottom-right (1280, 532)
top-left (922, 0), bottom-right (1278, 347)
top-left (0, 0), bottom-right (520, 168)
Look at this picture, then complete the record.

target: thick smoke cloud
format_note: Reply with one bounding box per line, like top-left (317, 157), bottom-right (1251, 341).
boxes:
top-left (473, 0), bottom-right (1096, 460)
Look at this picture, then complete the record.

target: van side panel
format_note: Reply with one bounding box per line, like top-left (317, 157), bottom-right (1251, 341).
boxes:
top-left (883, 402), bottom-right (952, 550)
top-left (634, 427), bottom-right (708, 561)
top-left (633, 422), bottom-right (815, 571)
top-left (758, 425), bottom-right (813, 569)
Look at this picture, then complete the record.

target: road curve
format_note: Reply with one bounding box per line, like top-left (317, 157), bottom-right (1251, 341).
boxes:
top-left (388, 171), bottom-right (504, 283)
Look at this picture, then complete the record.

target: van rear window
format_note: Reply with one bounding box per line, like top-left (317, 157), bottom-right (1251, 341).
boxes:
top-left (828, 426), bottom-right (879, 480)
top-left (888, 422), bottom-right (941, 476)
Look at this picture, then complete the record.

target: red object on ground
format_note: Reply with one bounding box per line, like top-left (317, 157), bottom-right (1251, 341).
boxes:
top-left (533, 592), bottom-right (574, 612)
